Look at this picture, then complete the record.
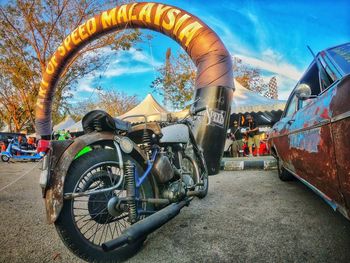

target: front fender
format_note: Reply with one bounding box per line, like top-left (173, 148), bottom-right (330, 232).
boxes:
top-left (1, 152), bottom-right (11, 157)
top-left (44, 132), bottom-right (157, 224)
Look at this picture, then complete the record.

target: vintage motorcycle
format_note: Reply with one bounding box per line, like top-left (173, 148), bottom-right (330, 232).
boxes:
top-left (40, 106), bottom-right (208, 262)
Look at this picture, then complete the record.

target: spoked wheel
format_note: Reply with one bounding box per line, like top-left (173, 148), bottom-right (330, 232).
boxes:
top-left (55, 148), bottom-right (154, 262)
top-left (1, 155), bottom-right (10, 162)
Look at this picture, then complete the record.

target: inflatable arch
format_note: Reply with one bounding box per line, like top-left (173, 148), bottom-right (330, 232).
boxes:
top-left (35, 2), bottom-right (234, 174)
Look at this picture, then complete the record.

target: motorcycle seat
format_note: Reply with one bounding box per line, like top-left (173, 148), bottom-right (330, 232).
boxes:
top-left (113, 118), bottom-right (131, 132)
top-left (82, 110), bottom-right (131, 133)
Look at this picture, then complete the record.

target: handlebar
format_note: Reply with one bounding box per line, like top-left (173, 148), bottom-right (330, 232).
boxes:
top-left (190, 106), bottom-right (207, 115)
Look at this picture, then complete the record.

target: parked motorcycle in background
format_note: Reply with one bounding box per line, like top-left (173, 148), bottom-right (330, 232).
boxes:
top-left (1, 138), bottom-right (46, 162)
top-left (40, 105), bottom-right (208, 262)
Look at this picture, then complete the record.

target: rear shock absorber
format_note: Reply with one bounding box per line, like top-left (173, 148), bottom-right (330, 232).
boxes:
top-left (142, 128), bottom-right (151, 153)
top-left (125, 160), bottom-right (137, 223)
top-left (93, 119), bottom-right (102, 132)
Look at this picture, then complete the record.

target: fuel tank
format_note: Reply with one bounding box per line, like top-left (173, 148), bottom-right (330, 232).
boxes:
top-left (159, 124), bottom-right (189, 144)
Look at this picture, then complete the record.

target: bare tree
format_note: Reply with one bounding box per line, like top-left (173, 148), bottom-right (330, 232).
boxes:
top-left (69, 91), bottom-right (139, 120)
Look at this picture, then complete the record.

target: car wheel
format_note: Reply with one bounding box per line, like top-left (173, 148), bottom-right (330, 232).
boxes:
top-left (277, 156), bottom-right (294, 181)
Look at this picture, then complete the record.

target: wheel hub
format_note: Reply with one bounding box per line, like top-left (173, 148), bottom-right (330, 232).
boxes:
top-left (107, 196), bottom-right (126, 217)
top-left (88, 191), bottom-right (114, 224)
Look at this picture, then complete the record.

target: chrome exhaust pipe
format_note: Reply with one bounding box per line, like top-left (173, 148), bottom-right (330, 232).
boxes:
top-left (102, 199), bottom-right (189, 252)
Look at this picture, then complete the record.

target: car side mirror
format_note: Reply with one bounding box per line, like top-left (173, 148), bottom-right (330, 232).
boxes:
top-left (295, 83), bottom-right (314, 100)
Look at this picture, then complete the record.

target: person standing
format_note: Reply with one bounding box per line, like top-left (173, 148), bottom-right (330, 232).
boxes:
top-left (230, 121), bottom-right (243, 157)
top-left (246, 114), bottom-right (260, 157)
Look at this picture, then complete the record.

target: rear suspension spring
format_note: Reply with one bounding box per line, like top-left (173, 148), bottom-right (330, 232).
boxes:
top-left (142, 129), bottom-right (151, 153)
top-left (125, 160), bottom-right (137, 223)
top-left (93, 119), bottom-right (102, 131)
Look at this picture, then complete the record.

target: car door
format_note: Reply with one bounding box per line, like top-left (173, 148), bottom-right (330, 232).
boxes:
top-left (325, 43), bottom-right (350, 209)
top-left (286, 60), bottom-right (343, 205)
top-left (270, 93), bottom-right (298, 171)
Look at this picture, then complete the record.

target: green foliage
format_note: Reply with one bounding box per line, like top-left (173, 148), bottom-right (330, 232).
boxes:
top-left (151, 49), bottom-right (195, 110)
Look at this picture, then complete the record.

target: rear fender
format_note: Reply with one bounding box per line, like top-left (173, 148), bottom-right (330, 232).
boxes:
top-left (44, 131), bottom-right (158, 224)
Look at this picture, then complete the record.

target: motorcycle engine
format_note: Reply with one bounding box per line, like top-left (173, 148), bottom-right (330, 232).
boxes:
top-left (152, 150), bottom-right (195, 202)
top-left (152, 153), bottom-right (174, 184)
top-left (162, 180), bottom-right (186, 202)
top-left (162, 174), bottom-right (194, 202)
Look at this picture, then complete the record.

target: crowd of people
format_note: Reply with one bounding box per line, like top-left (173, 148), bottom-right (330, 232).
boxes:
top-left (226, 114), bottom-right (268, 158)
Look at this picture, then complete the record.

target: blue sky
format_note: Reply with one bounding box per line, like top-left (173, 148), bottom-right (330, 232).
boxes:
top-left (4, 0), bottom-right (349, 105)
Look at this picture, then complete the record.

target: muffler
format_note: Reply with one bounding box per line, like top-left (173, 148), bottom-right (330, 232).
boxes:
top-left (102, 199), bottom-right (190, 252)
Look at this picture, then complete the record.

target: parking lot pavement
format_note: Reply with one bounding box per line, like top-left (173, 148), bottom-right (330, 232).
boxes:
top-left (0, 161), bottom-right (350, 263)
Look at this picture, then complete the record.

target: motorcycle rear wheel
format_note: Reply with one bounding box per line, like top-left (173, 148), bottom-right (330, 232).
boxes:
top-left (55, 148), bottom-right (154, 262)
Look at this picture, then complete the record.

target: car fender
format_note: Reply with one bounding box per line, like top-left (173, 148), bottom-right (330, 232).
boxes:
top-left (44, 131), bottom-right (158, 224)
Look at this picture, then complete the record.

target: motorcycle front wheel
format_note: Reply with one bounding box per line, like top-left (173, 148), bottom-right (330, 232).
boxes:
top-left (1, 155), bottom-right (10, 162)
top-left (55, 148), bottom-right (154, 262)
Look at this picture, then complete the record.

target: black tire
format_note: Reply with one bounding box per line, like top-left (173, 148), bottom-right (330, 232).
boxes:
top-left (277, 156), bottom-right (294, 181)
top-left (197, 168), bottom-right (208, 199)
top-left (1, 155), bottom-right (10, 162)
top-left (195, 152), bottom-right (209, 199)
top-left (182, 154), bottom-right (208, 199)
top-left (55, 148), bottom-right (154, 262)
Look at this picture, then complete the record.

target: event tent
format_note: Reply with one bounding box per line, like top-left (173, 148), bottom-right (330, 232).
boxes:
top-left (65, 94), bottom-right (169, 132)
top-left (230, 80), bottom-right (286, 126)
top-left (53, 116), bottom-right (76, 132)
top-left (0, 125), bottom-right (10, 133)
top-left (231, 79), bottom-right (286, 113)
top-left (66, 120), bottom-right (82, 133)
top-left (118, 93), bottom-right (169, 123)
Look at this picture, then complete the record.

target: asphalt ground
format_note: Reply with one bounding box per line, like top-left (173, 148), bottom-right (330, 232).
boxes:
top-left (0, 161), bottom-right (350, 263)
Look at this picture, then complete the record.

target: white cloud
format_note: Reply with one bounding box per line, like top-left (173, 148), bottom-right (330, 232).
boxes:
top-left (128, 47), bottom-right (162, 67)
top-left (74, 75), bottom-right (95, 94)
top-left (235, 52), bottom-right (303, 81)
top-left (274, 75), bottom-right (297, 100)
top-left (107, 47), bottom-right (162, 68)
top-left (203, 15), bottom-right (253, 56)
top-left (103, 65), bottom-right (153, 78)
top-left (78, 86), bottom-right (96, 93)
top-left (73, 46), bottom-right (162, 99)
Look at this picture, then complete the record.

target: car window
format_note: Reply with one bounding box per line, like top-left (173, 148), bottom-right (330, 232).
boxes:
top-left (317, 57), bottom-right (334, 91)
top-left (285, 95), bottom-right (298, 118)
top-left (299, 61), bottom-right (321, 96)
top-left (327, 43), bottom-right (350, 74)
top-left (319, 52), bottom-right (342, 82)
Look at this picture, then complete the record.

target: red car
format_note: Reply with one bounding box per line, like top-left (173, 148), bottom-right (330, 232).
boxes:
top-left (268, 43), bottom-right (350, 219)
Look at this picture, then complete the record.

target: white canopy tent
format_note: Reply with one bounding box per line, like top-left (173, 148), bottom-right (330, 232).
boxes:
top-left (66, 120), bottom-right (82, 133)
top-left (0, 125), bottom-right (10, 133)
top-left (65, 94), bottom-right (170, 132)
top-left (231, 79), bottom-right (286, 114)
top-left (170, 108), bottom-right (189, 120)
top-left (118, 94), bottom-right (169, 123)
top-left (53, 116), bottom-right (76, 132)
